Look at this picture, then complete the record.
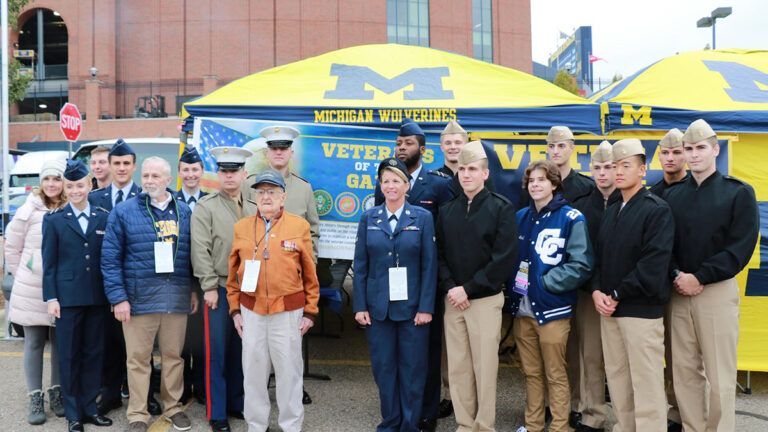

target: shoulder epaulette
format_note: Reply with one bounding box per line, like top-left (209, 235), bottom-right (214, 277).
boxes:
top-left (48, 207), bottom-right (63, 215)
top-left (428, 169), bottom-right (451, 179)
top-left (96, 206), bottom-right (110, 214)
top-left (291, 172), bottom-right (309, 183)
top-left (197, 193), bottom-right (216, 204)
top-left (90, 188), bottom-right (105, 194)
top-left (723, 175), bottom-right (750, 187)
top-left (489, 191), bottom-right (512, 204)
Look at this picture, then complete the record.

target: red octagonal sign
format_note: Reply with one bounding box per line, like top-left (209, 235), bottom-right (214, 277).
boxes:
top-left (59, 102), bottom-right (82, 142)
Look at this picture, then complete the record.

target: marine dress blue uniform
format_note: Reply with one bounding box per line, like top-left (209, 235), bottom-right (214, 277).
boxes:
top-left (353, 199), bottom-right (437, 432)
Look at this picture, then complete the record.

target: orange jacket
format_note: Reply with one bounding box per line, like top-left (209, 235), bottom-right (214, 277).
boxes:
top-left (226, 210), bottom-right (319, 320)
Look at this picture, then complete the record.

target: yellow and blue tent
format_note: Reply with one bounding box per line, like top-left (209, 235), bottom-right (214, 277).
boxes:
top-left (183, 43), bottom-right (600, 134)
top-left (592, 49), bottom-right (768, 133)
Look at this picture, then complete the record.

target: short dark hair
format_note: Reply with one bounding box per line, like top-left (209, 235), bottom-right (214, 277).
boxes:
top-left (416, 134), bottom-right (426, 147)
top-left (522, 159), bottom-right (563, 192)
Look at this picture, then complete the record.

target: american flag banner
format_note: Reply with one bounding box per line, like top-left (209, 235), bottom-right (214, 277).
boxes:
top-left (198, 120), bottom-right (252, 172)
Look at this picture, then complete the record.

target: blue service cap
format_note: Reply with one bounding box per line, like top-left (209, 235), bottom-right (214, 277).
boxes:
top-left (179, 146), bottom-right (203, 164)
top-left (398, 118), bottom-right (424, 137)
top-left (250, 168), bottom-right (286, 190)
top-left (109, 139), bottom-right (136, 157)
top-left (63, 159), bottom-right (89, 181)
top-left (377, 157), bottom-right (411, 183)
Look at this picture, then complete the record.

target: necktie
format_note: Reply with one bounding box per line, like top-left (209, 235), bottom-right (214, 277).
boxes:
top-left (187, 196), bottom-right (197, 205)
top-left (115, 189), bottom-right (124, 205)
top-left (77, 212), bottom-right (89, 233)
top-left (389, 214), bottom-right (397, 232)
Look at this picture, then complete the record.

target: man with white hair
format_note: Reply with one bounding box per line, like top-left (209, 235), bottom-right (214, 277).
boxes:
top-left (101, 157), bottom-right (198, 432)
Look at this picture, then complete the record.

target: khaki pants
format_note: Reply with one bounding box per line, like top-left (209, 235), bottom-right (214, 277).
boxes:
top-left (566, 301), bottom-right (580, 413)
top-left (441, 328), bottom-right (451, 400)
top-left (575, 290), bottom-right (607, 428)
top-left (514, 317), bottom-right (571, 432)
top-left (444, 292), bottom-right (503, 432)
top-left (601, 316), bottom-right (666, 432)
top-left (122, 312), bottom-right (187, 424)
top-left (241, 306), bottom-right (304, 432)
top-left (663, 303), bottom-right (681, 424)
top-left (670, 278), bottom-right (739, 432)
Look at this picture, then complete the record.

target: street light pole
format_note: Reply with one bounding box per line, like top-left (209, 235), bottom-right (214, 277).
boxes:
top-left (697, 7), bottom-right (732, 50)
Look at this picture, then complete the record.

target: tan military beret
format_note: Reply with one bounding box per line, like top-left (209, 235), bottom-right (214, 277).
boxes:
top-left (547, 126), bottom-right (574, 143)
top-left (458, 140), bottom-right (487, 165)
top-left (682, 119), bottom-right (716, 143)
top-left (591, 140), bottom-right (613, 163)
top-left (612, 138), bottom-right (645, 161)
top-left (659, 128), bottom-right (683, 148)
top-left (441, 120), bottom-right (468, 138)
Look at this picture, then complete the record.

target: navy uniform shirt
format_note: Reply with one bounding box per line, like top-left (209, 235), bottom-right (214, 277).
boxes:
top-left (664, 171), bottom-right (759, 285)
top-left (374, 165), bottom-right (455, 221)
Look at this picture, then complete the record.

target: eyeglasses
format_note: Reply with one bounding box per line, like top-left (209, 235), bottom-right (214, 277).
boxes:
top-left (254, 189), bottom-right (283, 197)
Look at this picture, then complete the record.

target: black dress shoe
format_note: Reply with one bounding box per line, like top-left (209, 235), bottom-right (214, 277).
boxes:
top-left (569, 411), bottom-right (583, 428)
top-left (438, 398), bottom-right (453, 418)
top-left (418, 417), bottom-right (437, 431)
top-left (302, 389), bottom-right (312, 405)
top-left (667, 420), bottom-right (683, 432)
top-left (210, 419), bottom-right (231, 431)
top-left (147, 394), bottom-right (162, 415)
top-left (83, 414), bottom-right (113, 426)
top-left (68, 420), bottom-right (84, 432)
top-left (97, 398), bottom-right (122, 415)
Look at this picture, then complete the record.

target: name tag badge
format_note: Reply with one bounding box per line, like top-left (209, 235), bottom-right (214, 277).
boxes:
top-left (154, 242), bottom-right (174, 273)
top-left (389, 267), bottom-right (408, 301)
top-left (513, 261), bottom-right (530, 296)
top-left (241, 260), bottom-right (261, 293)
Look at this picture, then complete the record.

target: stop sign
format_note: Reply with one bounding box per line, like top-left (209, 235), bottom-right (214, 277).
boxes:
top-left (59, 103), bottom-right (82, 142)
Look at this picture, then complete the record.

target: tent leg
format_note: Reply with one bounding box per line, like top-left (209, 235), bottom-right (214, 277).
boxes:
top-left (737, 371), bottom-right (752, 395)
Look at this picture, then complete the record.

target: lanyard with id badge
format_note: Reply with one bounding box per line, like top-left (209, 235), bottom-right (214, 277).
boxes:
top-left (513, 261), bottom-right (530, 295)
top-left (389, 239), bottom-right (408, 301)
top-left (145, 198), bottom-right (179, 273)
top-left (241, 218), bottom-right (275, 293)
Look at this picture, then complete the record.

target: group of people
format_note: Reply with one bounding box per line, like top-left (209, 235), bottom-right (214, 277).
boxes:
top-left (5, 115), bottom-right (758, 432)
top-left (6, 126), bottom-right (321, 432)
top-left (353, 118), bottom-right (758, 432)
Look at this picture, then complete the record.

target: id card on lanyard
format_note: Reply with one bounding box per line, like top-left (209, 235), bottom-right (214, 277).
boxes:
top-left (241, 260), bottom-right (261, 292)
top-left (513, 261), bottom-right (530, 295)
top-left (389, 267), bottom-right (408, 301)
top-left (146, 197), bottom-right (179, 274)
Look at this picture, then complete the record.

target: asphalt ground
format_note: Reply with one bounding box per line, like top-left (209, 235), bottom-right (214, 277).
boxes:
top-left (1, 292), bottom-right (767, 432)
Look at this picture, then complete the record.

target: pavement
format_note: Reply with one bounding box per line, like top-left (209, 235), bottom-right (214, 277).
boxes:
top-left (1, 291), bottom-right (767, 432)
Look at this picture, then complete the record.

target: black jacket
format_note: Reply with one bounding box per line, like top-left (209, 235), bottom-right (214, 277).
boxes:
top-left (663, 171), bottom-right (759, 285)
top-left (436, 188), bottom-right (518, 299)
top-left (519, 169), bottom-right (595, 209)
top-left (573, 188), bottom-right (622, 291)
top-left (648, 172), bottom-right (689, 197)
top-left (594, 187), bottom-right (674, 319)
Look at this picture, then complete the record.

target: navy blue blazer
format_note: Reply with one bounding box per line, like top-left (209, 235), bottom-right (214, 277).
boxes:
top-left (353, 201), bottom-right (437, 322)
top-left (88, 182), bottom-right (141, 211)
top-left (174, 189), bottom-right (208, 207)
top-left (42, 203), bottom-right (110, 307)
top-left (374, 168), bottom-right (455, 220)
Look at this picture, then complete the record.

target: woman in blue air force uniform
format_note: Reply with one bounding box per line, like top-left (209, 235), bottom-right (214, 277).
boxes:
top-left (354, 158), bottom-right (438, 432)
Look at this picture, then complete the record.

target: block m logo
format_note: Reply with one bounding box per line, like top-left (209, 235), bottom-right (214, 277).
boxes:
top-left (324, 64), bottom-right (454, 100)
top-left (703, 60), bottom-right (768, 103)
top-left (620, 104), bottom-right (652, 126)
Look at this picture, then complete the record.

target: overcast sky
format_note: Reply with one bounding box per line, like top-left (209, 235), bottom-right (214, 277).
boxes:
top-left (530, 0), bottom-right (768, 90)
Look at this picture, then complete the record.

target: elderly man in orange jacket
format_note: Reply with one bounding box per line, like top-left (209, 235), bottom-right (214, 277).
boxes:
top-left (226, 168), bottom-right (319, 432)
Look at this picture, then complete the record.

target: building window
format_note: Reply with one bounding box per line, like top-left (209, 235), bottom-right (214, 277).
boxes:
top-left (473, 0), bottom-right (493, 62)
top-left (387, 0), bottom-right (429, 47)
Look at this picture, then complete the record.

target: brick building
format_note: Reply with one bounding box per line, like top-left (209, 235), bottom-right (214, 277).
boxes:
top-left (9, 0), bottom-right (531, 148)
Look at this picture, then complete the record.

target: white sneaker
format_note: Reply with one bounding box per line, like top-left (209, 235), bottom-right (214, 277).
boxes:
top-left (515, 427), bottom-right (529, 432)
